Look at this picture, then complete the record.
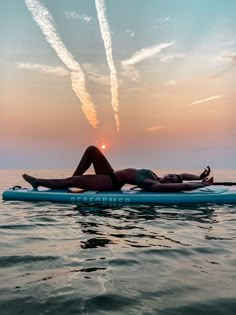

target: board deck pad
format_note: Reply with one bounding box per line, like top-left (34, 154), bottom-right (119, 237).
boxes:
top-left (2, 186), bottom-right (236, 205)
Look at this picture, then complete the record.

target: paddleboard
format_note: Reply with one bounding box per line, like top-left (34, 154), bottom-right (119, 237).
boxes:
top-left (2, 186), bottom-right (236, 205)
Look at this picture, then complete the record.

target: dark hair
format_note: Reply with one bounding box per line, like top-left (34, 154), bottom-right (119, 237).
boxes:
top-left (175, 174), bottom-right (183, 183)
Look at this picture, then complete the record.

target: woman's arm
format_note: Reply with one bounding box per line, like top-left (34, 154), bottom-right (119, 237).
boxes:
top-left (179, 166), bottom-right (211, 181)
top-left (150, 182), bottom-right (205, 192)
top-left (143, 177), bottom-right (213, 192)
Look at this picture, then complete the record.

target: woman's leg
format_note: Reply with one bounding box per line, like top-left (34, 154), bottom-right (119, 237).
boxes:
top-left (23, 174), bottom-right (114, 191)
top-left (23, 174), bottom-right (74, 190)
top-left (73, 146), bottom-right (114, 176)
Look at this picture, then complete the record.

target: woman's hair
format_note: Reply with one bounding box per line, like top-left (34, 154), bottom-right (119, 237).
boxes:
top-left (175, 174), bottom-right (183, 183)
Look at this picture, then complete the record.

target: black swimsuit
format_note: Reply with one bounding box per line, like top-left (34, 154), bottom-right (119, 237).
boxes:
top-left (136, 169), bottom-right (159, 189)
top-left (108, 172), bottom-right (123, 190)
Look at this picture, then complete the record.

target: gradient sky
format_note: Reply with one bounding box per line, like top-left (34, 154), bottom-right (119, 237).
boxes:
top-left (1, 0), bottom-right (236, 169)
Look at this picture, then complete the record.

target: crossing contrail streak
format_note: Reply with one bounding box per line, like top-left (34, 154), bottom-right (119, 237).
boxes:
top-left (25, 0), bottom-right (98, 128)
top-left (190, 95), bottom-right (223, 106)
top-left (121, 42), bottom-right (174, 81)
top-left (122, 42), bottom-right (174, 66)
top-left (95, 0), bottom-right (120, 132)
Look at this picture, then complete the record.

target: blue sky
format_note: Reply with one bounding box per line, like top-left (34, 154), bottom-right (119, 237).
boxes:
top-left (1, 0), bottom-right (236, 169)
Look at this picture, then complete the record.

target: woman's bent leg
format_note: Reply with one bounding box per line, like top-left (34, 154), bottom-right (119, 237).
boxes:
top-left (72, 174), bottom-right (114, 190)
top-left (73, 146), bottom-right (114, 176)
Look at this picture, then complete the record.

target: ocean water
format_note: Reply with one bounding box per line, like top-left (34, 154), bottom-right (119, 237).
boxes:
top-left (1, 169), bottom-right (236, 315)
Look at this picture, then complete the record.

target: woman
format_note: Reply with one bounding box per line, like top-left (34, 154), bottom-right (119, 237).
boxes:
top-left (23, 146), bottom-right (213, 192)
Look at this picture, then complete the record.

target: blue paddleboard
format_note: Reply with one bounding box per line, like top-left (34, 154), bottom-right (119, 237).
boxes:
top-left (2, 186), bottom-right (236, 205)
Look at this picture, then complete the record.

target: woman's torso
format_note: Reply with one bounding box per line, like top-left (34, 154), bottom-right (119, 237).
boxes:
top-left (114, 168), bottom-right (159, 186)
top-left (114, 168), bottom-right (137, 185)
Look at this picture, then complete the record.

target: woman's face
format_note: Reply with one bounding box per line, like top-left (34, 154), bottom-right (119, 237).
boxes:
top-left (159, 174), bottom-right (180, 183)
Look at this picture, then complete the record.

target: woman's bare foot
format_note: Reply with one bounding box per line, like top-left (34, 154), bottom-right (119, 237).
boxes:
top-left (23, 174), bottom-right (39, 189)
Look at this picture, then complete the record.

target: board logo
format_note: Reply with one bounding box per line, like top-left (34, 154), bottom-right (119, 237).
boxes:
top-left (70, 196), bottom-right (131, 205)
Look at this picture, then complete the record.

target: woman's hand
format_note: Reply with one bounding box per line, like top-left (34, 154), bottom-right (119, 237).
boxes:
top-left (200, 166), bottom-right (211, 180)
top-left (201, 177), bottom-right (214, 186)
top-left (185, 177), bottom-right (214, 191)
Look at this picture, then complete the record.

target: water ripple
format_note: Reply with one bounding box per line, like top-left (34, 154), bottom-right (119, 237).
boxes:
top-left (0, 255), bottom-right (58, 267)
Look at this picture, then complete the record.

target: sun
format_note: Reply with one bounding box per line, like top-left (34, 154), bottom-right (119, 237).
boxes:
top-left (101, 144), bottom-right (106, 150)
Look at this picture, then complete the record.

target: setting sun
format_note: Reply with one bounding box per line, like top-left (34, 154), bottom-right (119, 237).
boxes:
top-left (101, 144), bottom-right (106, 150)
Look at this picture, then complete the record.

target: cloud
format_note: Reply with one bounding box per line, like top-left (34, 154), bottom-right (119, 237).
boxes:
top-left (163, 80), bottom-right (179, 86)
top-left (16, 62), bottom-right (69, 77)
top-left (95, 0), bottom-right (120, 132)
top-left (156, 16), bottom-right (170, 23)
top-left (122, 42), bottom-right (174, 81)
top-left (153, 16), bottom-right (172, 32)
top-left (224, 37), bottom-right (236, 49)
top-left (159, 53), bottom-right (185, 63)
top-left (83, 63), bottom-right (110, 86)
top-left (65, 10), bottom-right (92, 23)
top-left (121, 65), bottom-right (141, 82)
top-left (126, 29), bottom-right (135, 37)
top-left (25, 0), bottom-right (98, 128)
top-left (212, 52), bottom-right (236, 78)
top-left (214, 52), bottom-right (236, 64)
top-left (190, 95), bottom-right (223, 106)
top-left (127, 87), bottom-right (145, 92)
top-left (145, 125), bottom-right (164, 133)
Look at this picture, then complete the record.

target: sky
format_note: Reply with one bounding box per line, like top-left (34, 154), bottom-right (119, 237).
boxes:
top-left (1, 0), bottom-right (236, 169)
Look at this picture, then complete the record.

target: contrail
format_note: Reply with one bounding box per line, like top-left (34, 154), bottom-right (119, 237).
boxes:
top-left (190, 95), bottom-right (223, 106)
top-left (95, 0), bottom-right (120, 132)
top-left (25, 0), bottom-right (98, 128)
top-left (122, 42), bottom-right (174, 81)
top-left (122, 42), bottom-right (174, 66)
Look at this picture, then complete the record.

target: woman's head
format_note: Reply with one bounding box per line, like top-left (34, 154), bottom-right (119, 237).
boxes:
top-left (159, 174), bottom-right (183, 184)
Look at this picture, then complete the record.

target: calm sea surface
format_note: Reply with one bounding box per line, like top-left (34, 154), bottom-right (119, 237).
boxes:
top-left (1, 169), bottom-right (236, 315)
